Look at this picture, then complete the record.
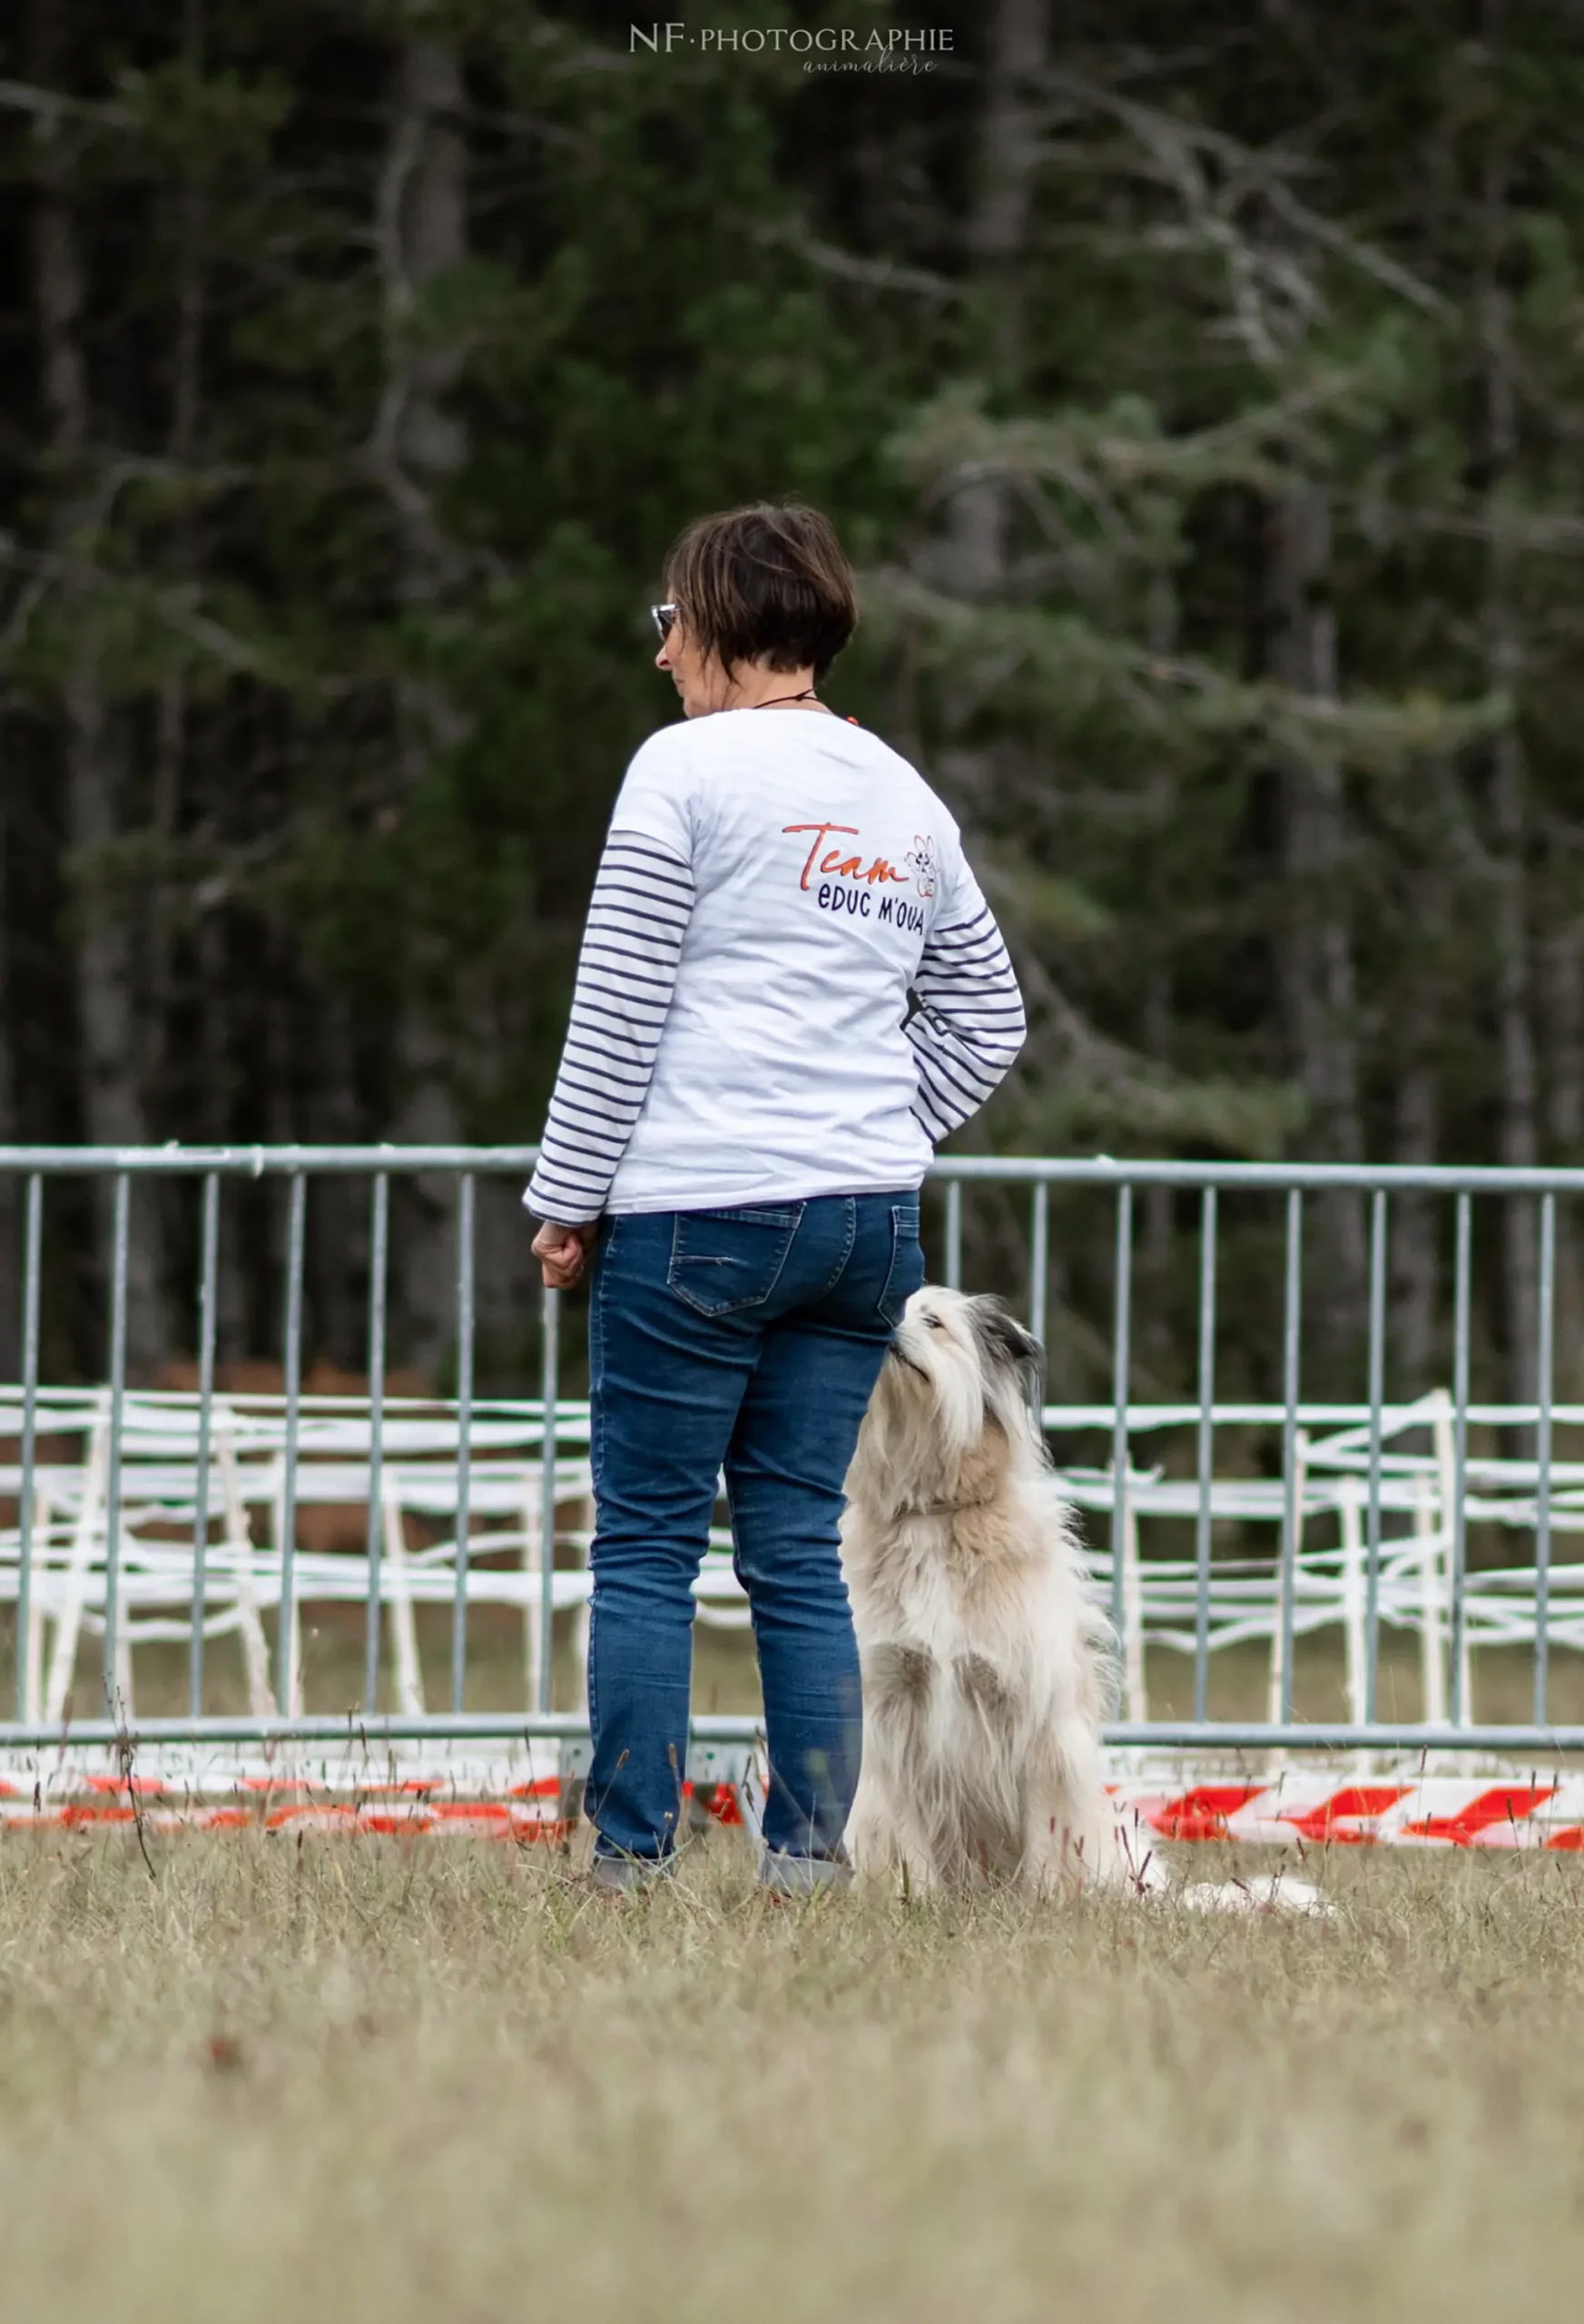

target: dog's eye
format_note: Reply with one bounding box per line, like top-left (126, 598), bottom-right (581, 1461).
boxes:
top-left (921, 1314), bottom-right (943, 1331)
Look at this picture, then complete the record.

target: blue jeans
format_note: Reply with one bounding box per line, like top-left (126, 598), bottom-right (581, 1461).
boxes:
top-left (585, 1192), bottom-right (925, 1866)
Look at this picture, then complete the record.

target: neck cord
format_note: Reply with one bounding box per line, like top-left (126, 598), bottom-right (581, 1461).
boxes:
top-left (753, 688), bottom-right (820, 709)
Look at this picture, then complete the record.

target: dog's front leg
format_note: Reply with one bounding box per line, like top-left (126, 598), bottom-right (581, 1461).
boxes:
top-left (1021, 1802), bottom-right (1098, 1898)
top-left (845, 1767), bottom-right (940, 1896)
top-left (1022, 1790), bottom-right (1167, 1898)
top-left (1022, 1723), bottom-right (1149, 1897)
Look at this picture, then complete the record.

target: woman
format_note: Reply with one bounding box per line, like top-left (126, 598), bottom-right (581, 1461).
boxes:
top-left (526, 501), bottom-right (1025, 1895)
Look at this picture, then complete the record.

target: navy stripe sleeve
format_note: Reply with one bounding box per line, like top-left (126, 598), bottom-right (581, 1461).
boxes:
top-left (905, 894), bottom-right (1026, 1143)
top-left (525, 831), bottom-right (694, 1224)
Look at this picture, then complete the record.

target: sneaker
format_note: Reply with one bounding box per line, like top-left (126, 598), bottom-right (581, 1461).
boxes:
top-left (757, 1851), bottom-right (852, 1900)
top-left (581, 1852), bottom-right (676, 1898)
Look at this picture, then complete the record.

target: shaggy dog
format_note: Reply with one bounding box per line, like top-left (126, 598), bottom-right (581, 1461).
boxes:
top-left (841, 1285), bottom-right (1320, 1911)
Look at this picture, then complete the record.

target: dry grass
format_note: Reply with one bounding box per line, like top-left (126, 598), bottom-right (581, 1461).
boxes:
top-left (0, 1828), bottom-right (1581, 2323)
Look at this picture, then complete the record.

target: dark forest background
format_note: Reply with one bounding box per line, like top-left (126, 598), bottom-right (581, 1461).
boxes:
top-left (3, 0), bottom-right (1583, 1406)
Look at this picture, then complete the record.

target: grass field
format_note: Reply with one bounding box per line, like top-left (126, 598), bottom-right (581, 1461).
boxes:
top-left (1, 1827), bottom-right (1582, 2324)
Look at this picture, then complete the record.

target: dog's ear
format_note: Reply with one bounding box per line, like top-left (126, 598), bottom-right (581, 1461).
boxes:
top-left (968, 1297), bottom-right (1044, 1380)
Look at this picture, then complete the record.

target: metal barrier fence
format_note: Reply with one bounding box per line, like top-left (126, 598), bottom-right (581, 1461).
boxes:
top-left (3, 1146), bottom-right (1584, 1759)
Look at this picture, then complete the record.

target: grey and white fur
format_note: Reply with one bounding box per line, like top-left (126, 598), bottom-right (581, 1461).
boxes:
top-left (841, 1285), bottom-right (1323, 1914)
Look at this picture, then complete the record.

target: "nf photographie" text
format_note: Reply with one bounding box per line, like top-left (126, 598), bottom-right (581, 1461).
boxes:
top-left (631, 25), bottom-right (955, 63)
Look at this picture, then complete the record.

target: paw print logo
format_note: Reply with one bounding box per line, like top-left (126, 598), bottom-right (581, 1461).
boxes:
top-left (905, 834), bottom-right (939, 899)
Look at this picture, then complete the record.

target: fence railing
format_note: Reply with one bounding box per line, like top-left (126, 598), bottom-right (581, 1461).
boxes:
top-left (3, 1146), bottom-right (1584, 1759)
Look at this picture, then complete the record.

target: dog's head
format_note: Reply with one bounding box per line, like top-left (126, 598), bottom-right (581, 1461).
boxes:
top-left (848, 1286), bottom-right (1045, 1514)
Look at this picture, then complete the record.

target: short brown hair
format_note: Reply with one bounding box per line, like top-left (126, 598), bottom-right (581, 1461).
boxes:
top-left (663, 500), bottom-right (858, 680)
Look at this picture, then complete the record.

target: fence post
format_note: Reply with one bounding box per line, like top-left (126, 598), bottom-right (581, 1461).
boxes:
top-left (278, 1171), bottom-right (305, 1716)
top-left (1193, 1187), bottom-right (1216, 1725)
top-left (362, 1172), bottom-right (389, 1715)
top-left (102, 1174), bottom-right (130, 1714)
top-left (537, 1284), bottom-right (560, 1715)
top-left (190, 1172), bottom-right (219, 1720)
top-left (451, 1171), bottom-right (476, 1716)
top-left (1363, 1190), bottom-right (1387, 1726)
top-left (1275, 1191), bottom-right (1304, 1732)
top-left (14, 1174), bottom-right (41, 1723)
top-left (1535, 1193), bottom-right (1556, 1726)
top-left (1109, 1186), bottom-right (1133, 1650)
top-left (1449, 1195), bottom-right (1471, 1728)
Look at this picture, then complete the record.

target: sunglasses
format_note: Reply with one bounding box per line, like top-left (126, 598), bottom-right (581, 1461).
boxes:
top-left (651, 602), bottom-right (679, 644)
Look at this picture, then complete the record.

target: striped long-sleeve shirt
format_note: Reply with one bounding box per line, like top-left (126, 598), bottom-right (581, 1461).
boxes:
top-left (525, 713), bottom-right (1026, 1224)
top-left (526, 832), bottom-right (696, 1225)
top-left (526, 843), bottom-right (1025, 1226)
top-left (906, 899), bottom-right (1028, 1143)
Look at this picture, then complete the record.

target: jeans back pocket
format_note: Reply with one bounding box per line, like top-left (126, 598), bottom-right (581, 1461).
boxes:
top-left (668, 1206), bottom-right (803, 1317)
top-left (878, 1199), bottom-right (925, 1329)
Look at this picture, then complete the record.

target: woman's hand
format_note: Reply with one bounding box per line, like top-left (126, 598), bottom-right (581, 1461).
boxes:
top-left (532, 1219), bottom-right (600, 1291)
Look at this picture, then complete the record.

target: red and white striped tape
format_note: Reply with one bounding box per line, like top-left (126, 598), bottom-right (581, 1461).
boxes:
top-left (1111, 1775), bottom-right (1584, 1850)
top-left (2, 1756), bottom-right (1582, 1848)
top-left (0, 1756), bottom-right (736, 1844)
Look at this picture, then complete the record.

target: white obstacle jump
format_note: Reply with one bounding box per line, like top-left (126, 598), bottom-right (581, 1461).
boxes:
top-left (4, 1384), bottom-right (1582, 1736)
top-left (1086, 1389), bottom-right (1584, 1728)
top-left (0, 1388), bottom-right (760, 1726)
